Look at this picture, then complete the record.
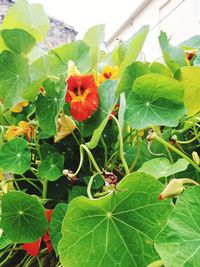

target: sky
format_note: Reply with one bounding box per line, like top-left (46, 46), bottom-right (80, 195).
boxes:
top-left (29, 0), bottom-right (143, 40)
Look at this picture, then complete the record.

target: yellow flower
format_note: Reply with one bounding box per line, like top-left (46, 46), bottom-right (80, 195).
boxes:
top-left (98, 65), bottom-right (119, 84)
top-left (6, 121), bottom-right (34, 141)
top-left (10, 100), bottom-right (29, 113)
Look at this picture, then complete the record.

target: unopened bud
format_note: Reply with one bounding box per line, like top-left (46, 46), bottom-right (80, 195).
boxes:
top-left (158, 178), bottom-right (199, 200)
top-left (158, 179), bottom-right (184, 200)
top-left (192, 151), bottom-right (200, 166)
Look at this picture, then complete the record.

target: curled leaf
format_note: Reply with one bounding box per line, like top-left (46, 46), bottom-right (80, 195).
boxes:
top-left (54, 113), bottom-right (76, 142)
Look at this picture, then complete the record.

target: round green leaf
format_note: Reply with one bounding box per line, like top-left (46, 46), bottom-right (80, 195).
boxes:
top-left (150, 62), bottom-right (172, 77)
top-left (155, 186), bottom-right (200, 267)
top-left (58, 173), bottom-right (172, 267)
top-left (38, 152), bottom-right (64, 181)
top-left (2, 0), bottom-right (50, 42)
top-left (1, 191), bottom-right (48, 243)
top-left (117, 61), bottom-right (150, 96)
top-left (1, 28), bottom-right (36, 55)
top-left (50, 203), bottom-right (68, 256)
top-left (137, 158), bottom-right (189, 179)
top-left (125, 73), bottom-right (185, 129)
top-left (0, 50), bottom-right (30, 108)
top-left (0, 138), bottom-right (31, 174)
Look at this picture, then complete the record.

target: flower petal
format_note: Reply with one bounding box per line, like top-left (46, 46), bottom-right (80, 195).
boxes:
top-left (22, 239), bottom-right (41, 256)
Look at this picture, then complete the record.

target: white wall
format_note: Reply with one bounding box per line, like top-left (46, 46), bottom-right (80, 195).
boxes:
top-left (107, 0), bottom-right (200, 61)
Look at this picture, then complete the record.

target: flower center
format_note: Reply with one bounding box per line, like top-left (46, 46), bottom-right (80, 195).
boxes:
top-left (103, 72), bottom-right (112, 79)
top-left (73, 86), bottom-right (84, 96)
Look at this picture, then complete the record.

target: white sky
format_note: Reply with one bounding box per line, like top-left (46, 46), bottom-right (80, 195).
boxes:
top-left (29, 0), bottom-right (143, 40)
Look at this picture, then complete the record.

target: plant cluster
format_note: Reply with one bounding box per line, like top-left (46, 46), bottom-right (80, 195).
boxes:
top-left (0, 0), bottom-right (200, 266)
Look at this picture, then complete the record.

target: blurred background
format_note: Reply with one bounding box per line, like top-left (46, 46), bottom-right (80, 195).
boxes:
top-left (0, 0), bottom-right (199, 60)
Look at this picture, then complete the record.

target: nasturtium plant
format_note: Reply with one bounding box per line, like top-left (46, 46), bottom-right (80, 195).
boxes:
top-left (125, 73), bottom-right (185, 129)
top-left (0, 137), bottom-right (31, 174)
top-left (155, 186), bottom-right (200, 267)
top-left (1, 191), bottom-right (48, 242)
top-left (137, 158), bottom-right (189, 179)
top-left (2, 0), bottom-right (50, 42)
top-left (59, 173), bottom-right (172, 267)
top-left (0, 50), bottom-right (30, 108)
top-left (36, 78), bottom-right (66, 136)
top-left (0, 0), bottom-right (200, 266)
top-left (38, 152), bottom-right (64, 181)
top-left (50, 203), bottom-right (68, 256)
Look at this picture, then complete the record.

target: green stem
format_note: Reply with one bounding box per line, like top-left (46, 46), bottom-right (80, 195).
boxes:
top-left (130, 141), bottom-right (141, 172)
top-left (100, 135), bottom-right (108, 166)
top-left (73, 144), bottom-right (102, 176)
top-left (164, 145), bottom-right (174, 164)
top-left (152, 133), bottom-right (200, 173)
top-left (0, 244), bottom-right (17, 267)
top-left (87, 173), bottom-right (98, 199)
top-left (177, 133), bottom-right (200, 144)
top-left (111, 115), bottom-right (130, 175)
top-left (42, 180), bottom-right (48, 199)
top-left (193, 124), bottom-right (200, 143)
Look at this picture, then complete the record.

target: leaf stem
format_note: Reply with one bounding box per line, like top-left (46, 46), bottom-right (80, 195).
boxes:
top-left (73, 144), bottom-right (102, 176)
top-left (87, 173), bottom-right (98, 199)
top-left (152, 133), bottom-right (200, 173)
top-left (42, 180), bottom-right (48, 199)
top-left (130, 140), bottom-right (141, 172)
top-left (110, 115), bottom-right (130, 175)
top-left (100, 135), bottom-right (108, 166)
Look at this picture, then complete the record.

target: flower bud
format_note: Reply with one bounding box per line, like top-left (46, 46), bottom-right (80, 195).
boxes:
top-left (192, 151), bottom-right (200, 166)
top-left (158, 179), bottom-right (184, 200)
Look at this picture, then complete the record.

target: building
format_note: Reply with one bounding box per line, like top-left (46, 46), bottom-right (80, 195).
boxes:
top-left (0, 0), bottom-right (77, 49)
top-left (106, 0), bottom-right (200, 61)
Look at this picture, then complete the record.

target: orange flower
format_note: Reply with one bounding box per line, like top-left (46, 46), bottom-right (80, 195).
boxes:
top-left (98, 65), bottom-right (119, 84)
top-left (10, 101), bottom-right (29, 113)
top-left (6, 121), bottom-right (34, 141)
top-left (65, 75), bottom-right (98, 122)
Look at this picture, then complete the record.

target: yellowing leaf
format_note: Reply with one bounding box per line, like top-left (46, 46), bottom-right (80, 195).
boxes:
top-left (10, 100), bottom-right (29, 113)
top-left (177, 67), bottom-right (200, 116)
top-left (54, 114), bottom-right (76, 142)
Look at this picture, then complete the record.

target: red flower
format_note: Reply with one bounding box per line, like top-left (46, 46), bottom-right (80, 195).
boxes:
top-left (65, 75), bottom-right (98, 122)
top-left (22, 209), bottom-right (53, 257)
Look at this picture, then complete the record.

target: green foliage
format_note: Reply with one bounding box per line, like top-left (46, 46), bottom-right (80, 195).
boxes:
top-left (83, 80), bottom-right (117, 140)
top-left (2, 0), bottom-right (50, 42)
top-left (125, 73), bottom-right (185, 129)
top-left (38, 153), bottom-right (64, 181)
top-left (1, 191), bottom-right (48, 242)
top-left (155, 186), bottom-right (200, 267)
top-left (159, 31), bottom-right (186, 74)
top-left (59, 173), bottom-right (172, 267)
top-left (117, 61), bottom-right (150, 96)
top-left (119, 25), bottom-right (149, 73)
top-left (0, 50), bottom-right (30, 108)
top-left (50, 203), bottom-right (68, 256)
top-left (0, 1), bottom-right (200, 265)
top-left (137, 158), bottom-right (189, 179)
top-left (35, 78), bottom-right (66, 136)
top-left (1, 29), bottom-right (36, 55)
top-left (176, 66), bottom-right (200, 116)
top-left (84, 24), bottom-right (105, 68)
top-left (0, 138), bottom-right (31, 174)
